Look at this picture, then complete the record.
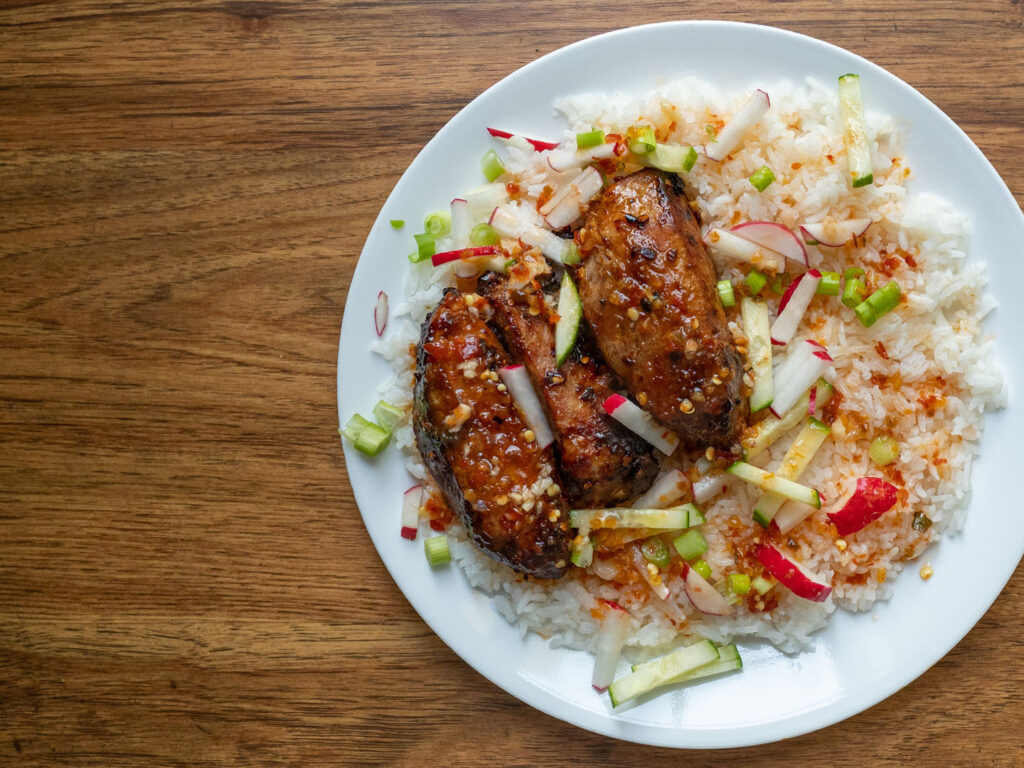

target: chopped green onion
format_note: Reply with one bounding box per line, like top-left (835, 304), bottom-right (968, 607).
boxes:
top-left (751, 575), bottom-right (775, 595)
top-left (842, 276), bottom-right (865, 308)
top-left (716, 279), bottom-right (736, 308)
top-left (727, 573), bottom-right (751, 596)
top-left (869, 436), bottom-right (900, 466)
top-left (571, 536), bottom-right (594, 567)
top-left (749, 165), bottom-right (776, 192)
top-left (844, 266), bottom-right (865, 280)
top-left (647, 143), bottom-right (698, 173)
top-left (409, 232), bottom-right (435, 263)
top-left (424, 535), bottom-right (451, 567)
top-left (854, 301), bottom-right (876, 327)
top-left (744, 269), bottom-right (768, 296)
top-left (373, 400), bottom-right (403, 432)
top-left (769, 273), bottom-right (792, 295)
top-left (912, 512), bottom-right (933, 533)
top-left (341, 413), bottom-right (372, 443)
top-left (705, 124), bottom-right (717, 140)
top-left (854, 281), bottom-right (901, 327)
top-left (390, 219), bottom-right (404, 229)
top-left (691, 559), bottom-right (713, 581)
top-left (641, 537), bottom-right (671, 569)
top-left (480, 149), bottom-right (505, 182)
top-left (423, 210), bottom-right (452, 238)
top-left (469, 222), bottom-right (500, 246)
top-left (354, 422), bottom-right (391, 455)
top-left (816, 271), bottom-right (841, 296)
top-left (626, 124), bottom-right (656, 155)
top-left (576, 129), bottom-right (605, 149)
top-left (562, 242), bottom-right (581, 266)
top-left (673, 529), bottom-right (708, 561)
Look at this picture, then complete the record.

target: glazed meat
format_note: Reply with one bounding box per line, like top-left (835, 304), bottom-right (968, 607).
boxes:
top-left (575, 169), bottom-right (747, 449)
top-left (478, 271), bottom-right (659, 507)
top-left (413, 288), bottom-right (571, 579)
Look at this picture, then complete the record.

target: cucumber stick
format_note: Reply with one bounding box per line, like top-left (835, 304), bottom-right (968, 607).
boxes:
top-left (752, 417), bottom-right (831, 527)
top-left (609, 639), bottom-right (719, 707)
top-left (569, 504), bottom-right (705, 531)
top-left (555, 271), bottom-right (582, 366)
top-left (632, 643), bottom-right (743, 685)
top-left (742, 378), bottom-right (833, 460)
top-left (741, 297), bottom-right (773, 412)
top-left (727, 461), bottom-right (821, 508)
top-left (838, 74), bottom-right (873, 188)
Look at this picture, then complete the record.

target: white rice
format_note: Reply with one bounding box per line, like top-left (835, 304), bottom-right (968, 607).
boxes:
top-left (371, 77), bottom-right (1005, 655)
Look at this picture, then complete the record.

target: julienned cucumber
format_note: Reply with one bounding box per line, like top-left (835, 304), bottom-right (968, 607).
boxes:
top-left (555, 271), bottom-right (582, 366)
top-left (631, 643), bottom-right (743, 685)
top-left (742, 378), bottom-right (833, 460)
top-left (569, 504), bottom-right (705, 531)
top-left (752, 417), bottom-right (831, 527)
top-left (838, 74), bottom-right (873, 188)
top-left (727, 461), bottom-right (821, 508)
top-left (741, 297), bottom-right (773, 412)
top-left (608, 640), bottom-right (719, 707)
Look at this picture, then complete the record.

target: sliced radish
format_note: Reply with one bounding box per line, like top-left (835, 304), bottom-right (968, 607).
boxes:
top-left (498, 365), bottom-right (554, 449)
top-left (756, 544), bottom-right (832, 602)
top-left (631, 469), bottom-right (690, 509)
top-left (827, 476), bottom-right (899, 535)
top-left (631, 545), bottom-right (670, 600)
top-left (401, 485), bottom-right (423, 540)
top-left (774, 499), bottom-right (818, 535)
top-left (683, 564), bottom-right (735, 615)
top-left (449, 197), bottom-right (471, 249)
top-left (603, 394), bottom-right (680, 456)
top-left (703, 228), bottom-right (787, 273)
top-left (592, 601), bottom-right (630, 692)
top-left (692, 469), bottom-right (728, 504)
top-left (730, 221), bottom-right (808, 267)
top-left (542, 167), bottom-right (604, 230)
top-left (431, 245), bottom-right (499, 266)
top-left (545, 142), bottom-right (616, 172)
top-left (799, 218), bottom-right (873, 247)
top-left (705, 89), bottom-right (771, 161)
top-left (770, 340), bottom-right (835, 419)
top-left (464, 183), bottom-right (510, 222)
top-left (374, 290), bottom-right (388, 337)
top-left (770, 270), bottom-right (822, 346)
top-left (489, 207), bottom-right (569, 263)
top-left (486, 126), bottom-right (560, 152)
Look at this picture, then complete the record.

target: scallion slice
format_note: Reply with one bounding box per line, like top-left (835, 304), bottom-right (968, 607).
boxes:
top-left (744, 269), bottom-right (768, 295)
top-left (751, 575), bottom-right (775, 595)
top-left (641, 537), bottom-right (671, 569)
top-left (626, 124), bottom-right (656, 155)
top-left (728, 573), bottom-right (752, 596)
top-left (562, 242), bottom-right (581, 265)
top-left (409, 232), bottom-right (435, 263)
top-left (844, 266), bottom-right (865, 280)
top-left (424, 535), bottom-right (451, 567)
top-left (390, 219), bottom-right (404, 229)
top-left (576, 129), bottom-right (605, 149)
top-left (691, 559), bottom-right (713, 580)
top-left (373, 400), bottom-right (403, 432)
top-left (480, 149), bottom-right (506, 182)
top-left (469, 222), bottom-right (500, 246)
top-left (716, 279), bottom-right (736, 308)
top-left (647, 143), bottom-right (698, 173)
top-left (816, 271), bottom-right (841, 296)
top-left (855, 280), bottom-right (900, 327)
top-left (354, 422), bottom-right (391, 455)
top-left (769, 273), bottom-right (792, 295)
top-left (341, 413), bottom-right (372, 443)
top-left (842, 276), bottom-right (865, 308)
top-left (423, 210), bottom-right (452, 237)
top-left (749, 165), bottom-right (776, 192)
top-left (673, 529), bottom-right (708, 561)
top-left (869, 436), bottom-right (900, 466)
top-left (838, 74), bottom-right (874, 188)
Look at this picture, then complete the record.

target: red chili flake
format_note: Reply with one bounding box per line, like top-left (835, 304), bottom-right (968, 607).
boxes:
top-left (875, 341), bottom-right (890, 360)
top-left (826, 154), bottom-right (835, 163)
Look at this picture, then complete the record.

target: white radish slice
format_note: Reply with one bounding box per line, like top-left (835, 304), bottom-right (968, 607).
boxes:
top-left (545, 142), bottom-right (616, 172)
top-left (464, 183), bottom-right (510, 222)
top-left (401, 485), bottom-right (423, 540)
top-left (756, 543), bottom-right (832, 602)
top-left (603, 394), bottom-right (680, 456)
top-left (374, 290), bottom-right (388, 337)
top-left (631, 545), bottom-right (670, 601)
top-left (703, 228), bottom-right (787, 273)
top-left (498, 365), bottom-right (554, 448)
top-left (731, 221), bottom-right (808, 267)
top-left (541, 167), bottom-right (604, 230)
top-left (774, 499), bottom-right (818, 534)
top-left (770, 270), bottom-right (822, 346)
top-left (799, 218), bottom-right (873, 247)
top-left (692, 469), bottom-right (728, 504)
top-left (592, 601), bottom-right (630, 691)
top-left (631, 469), bottom-right (690, 509)
top-left (705, 89), bottom-right (771, 161)
top-left (683, 565), bottom-right (735, 615)
top-left (449, 198), bottom-right (471, 249)
top-left (489, 207), bottom-right (568, 263)
top-left (770, 340), bottom-right (835, 419)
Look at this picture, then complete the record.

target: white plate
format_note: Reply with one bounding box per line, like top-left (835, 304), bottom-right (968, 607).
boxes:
top-left (338, 21), bottom-right (1024, 748)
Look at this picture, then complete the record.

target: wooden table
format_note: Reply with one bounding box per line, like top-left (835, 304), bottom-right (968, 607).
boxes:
top-left (2, 2), bottom-right (1021, 765)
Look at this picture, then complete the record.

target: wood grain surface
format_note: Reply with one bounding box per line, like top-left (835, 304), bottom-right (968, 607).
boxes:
top-left (1, 1), bottom-right (1022, 765)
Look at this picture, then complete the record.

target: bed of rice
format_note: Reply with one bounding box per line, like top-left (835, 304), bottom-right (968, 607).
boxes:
top-left (370, 77), bottom-right (1005, 655)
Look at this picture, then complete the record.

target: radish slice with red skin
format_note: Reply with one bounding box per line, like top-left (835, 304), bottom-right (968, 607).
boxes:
top-left (799, 218), bottom-right (874, 247)
top-left (774, 499), bottom-right (817, 534)
top-left (770, 340), bottom-right (835, 418)
top-left (489, 208), bottom-right (568, 263)
top-left (704, 228), bottom-right (787, 273)
top-left (592, 601), bottom-right (630, 691)
top-left (431, 245), bottom-right (499, 266)
top-left (545, 142), bottom-right (617, 173)
top-left (498, 365), bottom-right (554, 449)
top-left (542, 167), bottom-right (604, 230)
top-left (756, 544), bottom-right (833, 602)
top-left (486, 127), bottom-right (560, 152)
top-left (827, 477), bottom-right (899, 535)
top-left (401, 485), bottom-right (423, 540)
top-left (449, 198), bottom-right (471, 249)
top-left (603, 394), bottom-right (680, 456)
top-left (705, 89), bottom-right (771, 161)
top-left (374, 290), bottom-right (388, 337)
top-left (808, 386), bottom-right (817, 416)
top-left (683, 563), bottom-right (736, 615)
top-left (731, 221), bottom-right (808, 267)
top-left (770, 270), bottom-right (822, 346)
top-left (632, 469), bottom-right (691, 509)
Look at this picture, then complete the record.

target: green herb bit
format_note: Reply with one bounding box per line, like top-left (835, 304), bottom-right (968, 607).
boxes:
top-left (424, 535), bottom-right (451, 567)
top-left (749, 165), bottom-right (776, 192)
top-left (641, 537), bottom-right (671, 569)
top-left (744, 269), bottom-right (768, 296)
top-left (728, 573), bottom-right (752, 596)
top-left (390, 219), bottom-right (405, 229)
top-left (691, 559), bottom-right (713, 580)
top-left (912, 512), bottom-right (933, 533)
top-left (423, 210), bottom-right (452, 237)
top-left (576, 129), bottom-right (605, 149)
top-left (817, 271), bottom-right (841, 296)
top-left (716, 279), bottom-right (736, 308)
top-left (481, 148), bottom-right (506, 182)
top-left (769, 272), bottom-right (792, 295)
top-left (410, 232), bottom-right (436, 263)
top-left (869, 436), bottom-right (900, 466)
top-left (673, 529), bottom-right (708, 561)
top-left (469, 222), bottom-right (500, 247)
